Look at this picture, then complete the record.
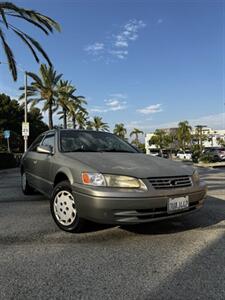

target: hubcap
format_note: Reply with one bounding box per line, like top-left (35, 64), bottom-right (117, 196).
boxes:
top-left (53, 190), bottom-right (77, 226)
top-left (22, 173), bottom-right (26, 191)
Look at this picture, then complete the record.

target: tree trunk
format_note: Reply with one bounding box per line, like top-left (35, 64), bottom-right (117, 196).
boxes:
top-left (72, 116), bottom-right (76, 129)
top-left (48, 105), bottom-right (53, 129)
top-left (63, 108), bottom-right (67, 129)
top-left (135, 133), bottom-right (139, 146)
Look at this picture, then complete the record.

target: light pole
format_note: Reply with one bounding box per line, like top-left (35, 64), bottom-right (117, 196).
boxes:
top-left (24, 71), bottom-right (28, 152)
top-left (0, 61), bottom-right (28, 152)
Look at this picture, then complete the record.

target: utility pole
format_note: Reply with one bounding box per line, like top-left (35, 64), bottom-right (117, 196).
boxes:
top-left (24, 71), bottom-right (28, 152)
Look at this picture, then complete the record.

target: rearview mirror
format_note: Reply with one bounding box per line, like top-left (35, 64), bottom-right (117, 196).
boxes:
top-left (37, 145), bottom-right (53, 155)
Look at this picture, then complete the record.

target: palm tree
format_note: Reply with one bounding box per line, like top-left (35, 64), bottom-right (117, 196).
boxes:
top-left (150, 129), bottom-right (170, 150)
top-left (76, 110), bottom-right (88, 129)
top-left (57, 80), bottom-right (78, 129)
top-left (0, 2), bottom-right (60, 80)
top-left (91, 116), bottom-right (109, 132)
top-left (130, 128), bottom-right (144, 147)
top-left (194, 125), bottom-right (207, 152)
top-left (67, 97), bottom-right (87, 129)
top-left (113, 123), bottom-right (127, 139)
top-left (177, 121), bottom-right (192, 150)
top-left (19, 64), bottom-right (62, 129)
top-left (86, 120), bottom-right (93, 130)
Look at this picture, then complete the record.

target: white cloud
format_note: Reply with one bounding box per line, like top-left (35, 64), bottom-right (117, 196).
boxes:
top-left (157, 18), bottom-right (163, 24)
top-left (111, 19), bottom-right (146, 59)
top-left (90, 94), bottom-right (127, 113)
top-left (109, 49), bottom-right (128, 59)
top-left (105, 98), bottom-right (127, 111)
top-left (84, 42), bottom-right (104, 55)
top-left (105, 99), bottom-right (120, 107)
top-left (110, 93), bottom-right (127, 99)
top-left (137, 104), bottom-right (163, 114)
top-left (90, 107), bottom-right (108, 113)
top-left (84, 19), bottom-right (146, 61)
top-left (115, 40), bottom-right (128, 48)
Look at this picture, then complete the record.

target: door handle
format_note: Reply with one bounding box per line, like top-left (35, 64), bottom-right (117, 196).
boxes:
top-left (33, 160), bottom-right (37, 164)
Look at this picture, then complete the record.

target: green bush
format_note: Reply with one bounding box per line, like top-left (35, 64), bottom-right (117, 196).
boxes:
top-left (200, 153), bottom-right (217, 163)
top-left (0, 153), bottom-right (18, 169)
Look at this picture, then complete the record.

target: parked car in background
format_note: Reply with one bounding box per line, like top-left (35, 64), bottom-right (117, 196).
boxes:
top-left (202, 147), bottom-right (225, 162)
top-left (20, 129), bottom-right (207, 233)
top-left (149, 148), bottom-right (161, 156)
top-left (160, 149), bottom-right (170, 159)
top-left (149, 149), bottom-right (169, 159)
top-left (177, 150), bottom-right (192, 161)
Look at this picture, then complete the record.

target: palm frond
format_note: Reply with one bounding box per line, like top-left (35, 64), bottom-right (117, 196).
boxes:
top-left (26, 72), bottom-right (43, 87)
top-left (6, 13), bottom-right (49, 34)
top-left (12, 28), bottom-right (39, 62)
top-left (0, 8), bottom-right (8, 28)
top-left (0, 28), bottom-right (17, 80)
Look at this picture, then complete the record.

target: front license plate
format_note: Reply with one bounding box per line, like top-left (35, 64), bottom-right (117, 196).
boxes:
top-left (168, 196), bottom-right (189, 213)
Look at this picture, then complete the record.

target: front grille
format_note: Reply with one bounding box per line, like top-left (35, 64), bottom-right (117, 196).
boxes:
top-left (148, 175), bottom-right (192, 189)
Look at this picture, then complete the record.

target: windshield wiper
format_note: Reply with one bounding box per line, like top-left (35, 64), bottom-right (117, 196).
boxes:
top-left (98, 148), bottom-right (135, 153)
top-left (64, 148), bottom-right (99, 152)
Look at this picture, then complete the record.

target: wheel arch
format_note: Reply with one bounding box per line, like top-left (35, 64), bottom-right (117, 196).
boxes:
top-left (54, 168), bottom-right (74, 187)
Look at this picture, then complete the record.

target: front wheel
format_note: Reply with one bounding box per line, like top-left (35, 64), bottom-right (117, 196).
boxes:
top-left (21, 172), bottom-right (35, 195)
top-left (50, 180), bottom-right (86, 233)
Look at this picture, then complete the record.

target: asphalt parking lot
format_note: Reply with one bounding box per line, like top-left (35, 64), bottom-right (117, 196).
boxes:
top-left (0, 167), bottom-right (224, 299)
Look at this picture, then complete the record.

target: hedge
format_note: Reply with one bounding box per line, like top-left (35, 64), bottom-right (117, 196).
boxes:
top-left (0, 153), bottom-right (18, 170)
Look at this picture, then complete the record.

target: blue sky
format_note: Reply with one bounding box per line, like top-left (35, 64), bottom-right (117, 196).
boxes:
top-left (0, 0), bottom-right (224, 132)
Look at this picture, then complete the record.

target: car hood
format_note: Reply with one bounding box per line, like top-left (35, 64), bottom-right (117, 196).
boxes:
top-left (63, 152), bottom-right (194, 178)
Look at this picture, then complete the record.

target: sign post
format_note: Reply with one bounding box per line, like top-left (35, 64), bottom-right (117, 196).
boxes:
top-left (22, 122), bottom-right (29, 152)
top-left (3, 130), bottom-right (10, 152)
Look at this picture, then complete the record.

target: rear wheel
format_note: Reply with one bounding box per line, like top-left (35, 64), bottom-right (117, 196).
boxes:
top-left (21, 172), bottom-right (35, 195)
top-left (50, 180), bottom-right (86, 233)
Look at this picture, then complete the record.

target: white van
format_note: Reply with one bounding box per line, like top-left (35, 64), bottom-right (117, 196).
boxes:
top-left (177, 150), bottom-right (192, 161)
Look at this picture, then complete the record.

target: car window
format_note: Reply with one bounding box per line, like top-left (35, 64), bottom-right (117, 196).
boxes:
top-left (60, 130), bottom-right (138, 153)
top-left (29, 135), bottom-right (45, 152)
top-left (41, 134), bottom-right (55, 150)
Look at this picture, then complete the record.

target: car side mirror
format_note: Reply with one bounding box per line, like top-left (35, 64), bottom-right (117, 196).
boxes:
top-left (37, 145), bottom-right (53, 155)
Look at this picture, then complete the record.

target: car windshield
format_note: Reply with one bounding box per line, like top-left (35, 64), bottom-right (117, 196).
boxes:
top-left (60, 130), bottom-right (138, 153)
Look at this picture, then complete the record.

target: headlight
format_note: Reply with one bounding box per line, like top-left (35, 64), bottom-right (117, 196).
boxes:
top-left (82, 172), bottom-right (147, 190)
top-left (192, 170), bottom-right (200, 183)
top-left (104, 175), bottom-right (146, 189)
top-left (82, 172), bottom-right (106, 186)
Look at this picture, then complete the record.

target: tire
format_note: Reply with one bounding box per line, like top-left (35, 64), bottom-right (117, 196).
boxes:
top-left (50, 180), bottom-right (86, 233)
top-left (21, 171), bottom-right (35, 195)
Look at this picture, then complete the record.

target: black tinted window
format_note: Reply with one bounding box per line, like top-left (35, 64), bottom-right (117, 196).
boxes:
top-left (42, 134), bottom-right (55, 149)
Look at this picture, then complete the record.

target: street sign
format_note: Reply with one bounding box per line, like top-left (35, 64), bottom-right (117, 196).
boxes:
top-left (22, 122), bottom-right (29, 136)
top-left (3, 130), bottom-right (10, 139)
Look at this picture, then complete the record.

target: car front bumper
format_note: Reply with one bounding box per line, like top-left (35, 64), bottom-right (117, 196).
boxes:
top-left (72, 182), bottom-right (207, 224)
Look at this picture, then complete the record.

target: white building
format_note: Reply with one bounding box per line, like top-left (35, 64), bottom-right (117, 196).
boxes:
top-left (145, 127), bottom-right (225, 154)
top-left (194, 127), bottom-right (225, 148)
top-left (145, 133), bottom-right (157, 154)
